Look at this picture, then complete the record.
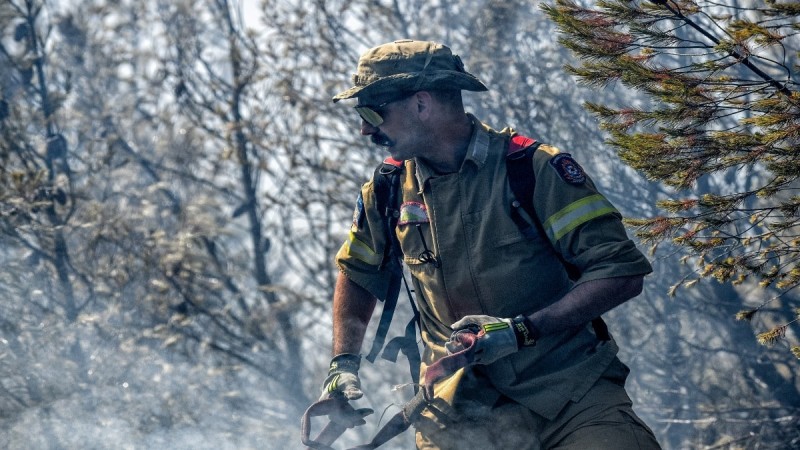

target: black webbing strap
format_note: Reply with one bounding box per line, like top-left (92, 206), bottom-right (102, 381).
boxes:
top-left (319, 332), bottom-right (477, 450)
top-left (366, 161), bottom-right (406, 364)
top-left (506, 136), bottom-right (610, 341)
top-left (380, 274), bottom-right (421, 392)
top-left (301, 395), bottom-right (374, 450)
top-left (336, 388), bottom-right (427, 450)
top-left (301, 333), bottom-right (475, 449)
top-left (365, 158), bottom-right (422, 392)
top-left (365, 270), bottom-right (401, 363)
top-left (507, 140), bottom-right (544, 240)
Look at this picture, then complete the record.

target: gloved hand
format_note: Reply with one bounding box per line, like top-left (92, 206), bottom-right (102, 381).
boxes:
top-left (449, 314), bottom-right (537, 365)
top-left (320, 353), bottom-right (364, 401)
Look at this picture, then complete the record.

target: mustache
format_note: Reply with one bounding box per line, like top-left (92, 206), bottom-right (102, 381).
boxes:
top-left (371, 132), bottom-right (393, 147)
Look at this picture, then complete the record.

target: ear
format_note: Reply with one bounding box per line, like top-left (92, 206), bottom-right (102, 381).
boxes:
top-left (414, 91), bottom-right (434, 120)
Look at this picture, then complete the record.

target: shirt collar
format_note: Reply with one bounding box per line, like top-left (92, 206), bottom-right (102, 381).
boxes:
top-left (414, 114), bottom-right (489, 187)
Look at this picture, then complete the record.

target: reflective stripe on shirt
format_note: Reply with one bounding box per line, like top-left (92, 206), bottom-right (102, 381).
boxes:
top-left (543, 194), bottom-right (617, 242)
top-left (342, 231), bottom-right (382, 266)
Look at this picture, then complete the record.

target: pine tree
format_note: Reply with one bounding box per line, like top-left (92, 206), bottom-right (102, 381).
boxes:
top-left (543, 0), bottom-right (800, 356)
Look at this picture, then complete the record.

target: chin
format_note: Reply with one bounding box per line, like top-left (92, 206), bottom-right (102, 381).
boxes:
top-left (387, 149), bottom-right (408, 160)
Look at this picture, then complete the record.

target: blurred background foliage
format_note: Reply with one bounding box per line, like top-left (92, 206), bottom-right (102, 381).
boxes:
top-left (0, 0), bottom-right (797, 448)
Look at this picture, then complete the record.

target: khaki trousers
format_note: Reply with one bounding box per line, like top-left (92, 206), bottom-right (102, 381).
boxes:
top-left (415, 365), bottom-right (661, 450)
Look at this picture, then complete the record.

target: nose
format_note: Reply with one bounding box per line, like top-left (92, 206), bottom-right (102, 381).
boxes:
top-left (361, 120), bottom-right (379, 135)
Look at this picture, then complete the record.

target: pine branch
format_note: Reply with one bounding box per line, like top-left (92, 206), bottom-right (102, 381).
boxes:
top-left (648, 0), bottom-right (795, 100)
top-left (548, 0), bottom-right (800, 359)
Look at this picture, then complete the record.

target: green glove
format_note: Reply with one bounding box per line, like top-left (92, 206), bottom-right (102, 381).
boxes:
top-left (449, 314), bottom-right (537, 365)
top-left (320, 353), bottom-right (363, 401)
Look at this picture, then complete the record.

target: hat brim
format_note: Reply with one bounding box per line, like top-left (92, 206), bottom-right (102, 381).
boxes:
top-left (332, 70), bottom-right (488, 102)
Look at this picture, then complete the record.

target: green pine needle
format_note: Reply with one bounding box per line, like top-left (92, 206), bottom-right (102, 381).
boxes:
top-left (756, 326), bottom-right (787, 346)
top-left (736, 310), bottom-right (757, 321)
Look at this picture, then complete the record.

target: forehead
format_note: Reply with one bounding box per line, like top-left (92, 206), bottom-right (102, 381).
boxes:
top-left (358, 90), bottom-right (410, 107)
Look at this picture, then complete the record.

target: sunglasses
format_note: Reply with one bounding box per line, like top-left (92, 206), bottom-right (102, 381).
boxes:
top-left (354, 92), bottom-right (415, 127)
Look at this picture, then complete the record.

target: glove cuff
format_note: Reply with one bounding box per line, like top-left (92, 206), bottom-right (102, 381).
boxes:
top-left (328, 353), bottom-right (361, 375)
top-left (512, 315), bottom-right (539, 347)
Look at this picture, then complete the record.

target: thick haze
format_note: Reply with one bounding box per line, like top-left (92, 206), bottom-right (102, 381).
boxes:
top-left (0, 1), bottom-right (797, 449)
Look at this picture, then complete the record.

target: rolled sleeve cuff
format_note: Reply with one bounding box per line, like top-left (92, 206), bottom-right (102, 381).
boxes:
top-left (573, 240), bottom-right (653, 284)
top-left (335, 243), bottom-right (394, 301)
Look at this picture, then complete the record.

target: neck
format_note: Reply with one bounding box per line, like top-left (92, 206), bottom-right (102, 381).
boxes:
top-left (422, 113), bottom-right (473, 173)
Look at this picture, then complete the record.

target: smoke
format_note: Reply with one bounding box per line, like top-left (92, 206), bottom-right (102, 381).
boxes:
top-left (0, 319), bottom-right (302, 450)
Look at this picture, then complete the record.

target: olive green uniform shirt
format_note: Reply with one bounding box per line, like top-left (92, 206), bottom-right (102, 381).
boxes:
top-left (336, 116), bottom-right (652, 420)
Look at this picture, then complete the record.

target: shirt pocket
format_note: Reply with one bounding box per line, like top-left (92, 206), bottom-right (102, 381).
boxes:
top-left (494, 228), bottom-right (537, 248)
top-left (397, 222), bottom-right (428, 264)
top-left (464, 210), bottom-right (543, 250)
top-left (464, 210), bottom-right (569, 317)
top-left (396, 201), bottom-right (439, 269)
top-left (396, 222), bottom-right (443, 288)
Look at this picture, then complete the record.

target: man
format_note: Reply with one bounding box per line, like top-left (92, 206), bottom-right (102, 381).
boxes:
top-left (322, 39), bottom-right (661, 449)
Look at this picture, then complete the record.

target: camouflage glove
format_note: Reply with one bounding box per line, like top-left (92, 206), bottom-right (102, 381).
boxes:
top-left (320, 353), bottom-right (364, 401)
top-left (449, 314), bottom-right (537, 365)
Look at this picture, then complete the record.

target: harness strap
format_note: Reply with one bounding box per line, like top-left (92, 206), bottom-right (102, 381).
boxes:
top-left (506, 135), bottom-right (610, 341)
top-left (301, 396), bottom-right (374, 450)
top-left (344, 392), bottom-right (427, 450)
top-left (365, 272), bottom-right (401, 363)
top-left (380, 274), bottom-right (421, 391)
top-left (507, 137), bottom-right (544, 240)
top-left (380, 318), bottom-right (421, 389)
top-left (352, 332), bottom-right (478, 449)
top-left (365, 159), bottom-right (405, 364)
top-left (347, 411), bottom-right (411, 450)
top-left (305, 332), bottom-right (479, 450)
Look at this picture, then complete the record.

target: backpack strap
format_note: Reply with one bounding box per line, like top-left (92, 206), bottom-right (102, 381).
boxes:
top-left (365, 158), bottom-right (405, 365)
top-left (506, 135), bottom-right (610, 341)
top-left (507, 135), bottom-right (544, 239)
top-left (365, 159), bottom-right (422, 390)
top-left (373, 158), bottom-right (404, 270)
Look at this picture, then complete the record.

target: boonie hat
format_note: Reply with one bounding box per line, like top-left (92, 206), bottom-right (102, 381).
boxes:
top-left (332, 39), bottom-right (488, 102)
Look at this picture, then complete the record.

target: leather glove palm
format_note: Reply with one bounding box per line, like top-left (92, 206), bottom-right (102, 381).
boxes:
top-left (320, 353), bottom-right (364, 401)
top-left (449, 314), bottom-right (536, 365)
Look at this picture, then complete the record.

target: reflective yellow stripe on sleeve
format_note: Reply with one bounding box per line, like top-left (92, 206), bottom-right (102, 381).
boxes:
top-left (543, 194), bottom-right (617, 242)
top-left (342, 231), bottom-right (383, 266)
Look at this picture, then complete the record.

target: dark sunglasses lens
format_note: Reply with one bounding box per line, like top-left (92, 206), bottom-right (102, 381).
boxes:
top-left (355, 106), bottom-right (383, 127)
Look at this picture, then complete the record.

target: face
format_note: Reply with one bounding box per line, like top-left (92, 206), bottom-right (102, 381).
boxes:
top-left (356, 92), bottom-right (426, 161)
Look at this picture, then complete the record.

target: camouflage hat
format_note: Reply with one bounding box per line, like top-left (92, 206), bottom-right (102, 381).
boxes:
top-left (332, 39), bottom-right (488, 102)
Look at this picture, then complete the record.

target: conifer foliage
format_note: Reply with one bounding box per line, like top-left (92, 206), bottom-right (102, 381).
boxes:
top-left (544, 1), bottom-right (800, 355)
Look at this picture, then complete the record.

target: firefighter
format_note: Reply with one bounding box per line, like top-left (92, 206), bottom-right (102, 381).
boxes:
top-left (322, 39), bottom-right (661, 449)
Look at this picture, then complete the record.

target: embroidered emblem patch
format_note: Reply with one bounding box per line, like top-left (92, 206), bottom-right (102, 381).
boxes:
top-left (549, 153), bottom-right (586, 185)
top-left (398, 202), bottom-right (429, 225)
top-left (351, 193), bottom-right (364, 230)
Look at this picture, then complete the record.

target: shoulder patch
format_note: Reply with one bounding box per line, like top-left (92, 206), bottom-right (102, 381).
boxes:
top-left (351, 193), bottom-right (365, 230)
top-left (549, 153), bottom-right (586, 185)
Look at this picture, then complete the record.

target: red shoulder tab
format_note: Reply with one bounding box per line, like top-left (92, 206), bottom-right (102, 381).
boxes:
top-left (508, 135), bottom-right (537, 156)
top-left (383, 157), bottom-right (404, 168)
